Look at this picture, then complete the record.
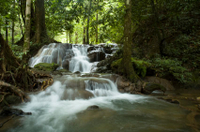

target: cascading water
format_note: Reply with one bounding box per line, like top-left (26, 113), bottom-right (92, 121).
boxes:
top-left (29, 43), bottom-right (94, 73)
top-left (7, 74), bottom-right (192, 132)
top-left (6, 43), bottom-right (193, 132)
top-left (29, 43), bottom-right (71, 69)
top-left (69, 45), bottom-right (92, 73)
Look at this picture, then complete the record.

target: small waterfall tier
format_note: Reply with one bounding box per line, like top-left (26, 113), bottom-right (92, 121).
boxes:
top-left (29, 43), bottom-right (119, 73)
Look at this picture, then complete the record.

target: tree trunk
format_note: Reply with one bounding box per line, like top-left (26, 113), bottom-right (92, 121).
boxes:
top-left (69, 32), bottom-right (72, 43)
top-left (96, 13), bottom-right (98, 44)
top-left (121, 0), bottom-right (138, 82)
top-left (83, 25), bottom-right (86, 44)
top-left (75, 32), bottom-right (78, 44)
top-left (0, 34), bottom-right (19, 73)
top-left (18, 13), bottom-right (24, 36)
top-left (5, 19), bottom-right (8, 44)
top-left (23, 0), bottom-right (31, 52)
top-left (150, 0), bottom-right (162, 55)
top-left (35, 0), bottom-right (48, 43)
top-left (96, 0), bottom-right (99, 44)
top-left (86, 0), bottom-right (92, 44)
top-left (20, 0), bottom-right (26, 24)
top-left (12, 0), bottom-right (16, 45)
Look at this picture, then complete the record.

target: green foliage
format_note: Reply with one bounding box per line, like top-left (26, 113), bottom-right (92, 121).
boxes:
top-left (131, 58), bottom-right (150, 78)
top-left (10, 44), bottom-right (23, 59)
top-left (149, 58), bottom-right (192, 83)
top-left (111, 57), bottom-right (150, 78)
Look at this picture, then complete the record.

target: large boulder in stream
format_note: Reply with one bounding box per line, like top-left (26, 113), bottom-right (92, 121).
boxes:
top-left (34, 63), bottom-right (59, 72)
top-left (61, 89), bottom-right (94, 100)
top-left (142, 82), bottom-right (166, 94)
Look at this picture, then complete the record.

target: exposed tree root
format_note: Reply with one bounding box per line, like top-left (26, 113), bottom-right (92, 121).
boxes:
top-left (0, 80), bottom-right (29, 103)
top-left (0, 115), bottom-right (15, 128)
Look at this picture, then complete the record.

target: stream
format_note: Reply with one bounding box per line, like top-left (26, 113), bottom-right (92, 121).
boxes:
top-left (5, 43), bottom-right (196, 132)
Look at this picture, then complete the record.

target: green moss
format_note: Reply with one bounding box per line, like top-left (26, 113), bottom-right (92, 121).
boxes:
top-left (34, 63), bottom-right (59, 71)
top-left (131, 58), bottom-right (151, 78)
top-left (111, 58), bottom-right (150, 78)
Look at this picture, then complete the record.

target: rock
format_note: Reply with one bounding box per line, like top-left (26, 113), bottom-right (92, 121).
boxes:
top-left (62, 60), bottom-right (70, 70)
top-left (117, 76), bottom-right (136, 93)
top-left (197, 97), bottom-right (200, 101)
top-left (158, 97), bottom-right (179, 104)
top-left (88, 51), bottom-right (105, 62)
top-left (74, 71), bottom-right (81, 74)
top-left (87, 105), bottom-right (99, 110)
top-left (142, 82), bottom-right (166, 94)
top-left (0, 107), bottom-right (32, 116)
top-left (34, 63), bottom-right (59, 72)
top-left (144, 76), bottom-right (175, 91)
top-left (61, 89), bottom-right (94, 100)
top-left (87, 46), bottom-right (95, 52)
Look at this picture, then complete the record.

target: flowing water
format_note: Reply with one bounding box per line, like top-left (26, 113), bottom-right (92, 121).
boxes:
top-left (6, 43), bottom-right (194, 132)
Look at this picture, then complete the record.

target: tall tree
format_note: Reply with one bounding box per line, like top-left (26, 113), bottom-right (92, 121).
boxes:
top-left (121, 0), bottom-right (138, 82)
top-left (11, 0), bottom-right (16, 45)
top-left (95, 0), bottom-right (99, 44)
top-left (35, 0), bottom-right (48, 43)
top-left (86, 0), bottom-right (92, 44)
top-left (23, 0), bottom-right (31, 52)
top-left (5, 19), bottom-right (8, 44)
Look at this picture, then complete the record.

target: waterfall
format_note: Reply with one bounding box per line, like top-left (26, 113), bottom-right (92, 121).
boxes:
top-left (69, 45), bottom-right (93, 73)
top-left (8, 43), bottom-right (191, 132)
top-left (29, 43), bottom-right (93, 73)
top-left (85, 78), bottom-right (119, 96)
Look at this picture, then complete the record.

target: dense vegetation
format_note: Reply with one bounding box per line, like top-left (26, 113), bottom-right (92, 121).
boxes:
top-left (0, 0), bottom-right (200, 87)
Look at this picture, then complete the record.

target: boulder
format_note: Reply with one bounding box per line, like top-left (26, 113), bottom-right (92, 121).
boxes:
top-left (87, 46), bottom-right (95, 52)
top-left (117, 76), bottom-right (137, 94)
top-left (142, 82), bottom-right (166, 94)
top-left (34, 63), bottom-right (59, 72)
top-left (88, 51), bottom-right (105, 62)
top-left (87, 105), bottom-right (99, 110)
top-left (144, 76), bottom-right (175, 91)
top-left (62, 60), bottom-right (70, 70)
top-left (61, 89), bottom-right (94, 100)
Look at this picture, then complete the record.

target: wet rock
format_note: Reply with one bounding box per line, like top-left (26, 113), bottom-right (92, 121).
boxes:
top-left (34, 63), bottom-right (59, 72)
top-left (62, 60), bottom-right (70, 70)
top-left (117, 76), bottom-right (136, 93)
top-left (61, 89), bottom-right (94, 100)
top-left (87, 105), bottom-right (99, 110)
top-left (157, 97), bottom-right (179, 104)
top-left (88, 51), bottom-right (105, 62)
top-left (87, 46), bottom-right (95, 52)
top-left (0, 107), bottom-right (32, 116)
top-left (142, 82), bottom-right (166, 94)
top-left (74, 71), bottom-right (81, 74)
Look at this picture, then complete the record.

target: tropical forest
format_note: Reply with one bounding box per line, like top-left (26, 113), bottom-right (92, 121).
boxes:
top-left (0, 0), bottom-right (200, 131)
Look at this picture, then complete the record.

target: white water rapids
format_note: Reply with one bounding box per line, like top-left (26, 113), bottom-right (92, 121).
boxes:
top-left (7, 43), bottom-right (192, 132)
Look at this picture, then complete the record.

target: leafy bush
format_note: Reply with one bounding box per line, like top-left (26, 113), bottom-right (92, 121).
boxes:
top-left (149, 58), bottom-right (192, 83)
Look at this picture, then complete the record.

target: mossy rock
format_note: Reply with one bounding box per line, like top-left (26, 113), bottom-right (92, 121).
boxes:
top-left (34, 63), bottom-right (59, 72)
top-left (142, 82), bottom-right (166, 94)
